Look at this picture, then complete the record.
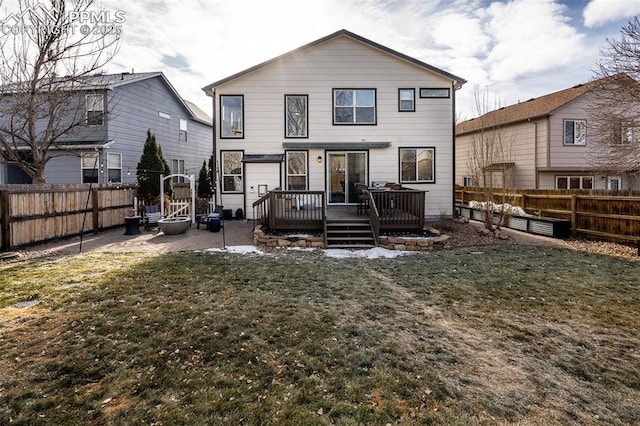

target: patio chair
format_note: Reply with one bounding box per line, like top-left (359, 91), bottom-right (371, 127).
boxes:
top-left (144, 205), bottom-right (161, 230)
top-left (197, 205), bottom-right (224, 229)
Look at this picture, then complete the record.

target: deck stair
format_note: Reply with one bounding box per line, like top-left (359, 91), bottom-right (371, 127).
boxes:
top-left (325, 218), bottom-right (376, 249)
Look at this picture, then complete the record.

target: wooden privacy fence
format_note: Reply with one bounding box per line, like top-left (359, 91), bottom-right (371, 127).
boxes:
top-left (456, 186), bottom-right (640, 243)
top-left (0, 184), bottom-right (138, 251)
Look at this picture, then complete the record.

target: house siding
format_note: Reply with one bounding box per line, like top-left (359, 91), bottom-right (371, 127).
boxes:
top-left (107, 76), bottom-right (212, 185)
top-left (548, 95), bottom-right (591, 169)
top-left (214, 36), bottom-right (457, 217)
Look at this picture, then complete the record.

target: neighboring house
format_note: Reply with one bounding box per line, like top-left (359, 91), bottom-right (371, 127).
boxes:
top-left (0, 72), bottom-right (212, 186)
top-left (203, 29), bottom-right (466, 219)
top-left (456, 74), bottom-right (640, 191)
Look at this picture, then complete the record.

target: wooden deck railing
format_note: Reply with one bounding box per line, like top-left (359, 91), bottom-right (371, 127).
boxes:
top-left (366, 191), bottom-right (380, 245)
top-left (369, 189), bottom-right (425, 230)
top-left (253, 191), bottom-right (325, 231)
top-left (252, 189), bottom-right (424, 238)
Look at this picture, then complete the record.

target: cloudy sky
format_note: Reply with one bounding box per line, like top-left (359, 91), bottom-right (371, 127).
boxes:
top-left (4, 0), bottom-right (640, 120)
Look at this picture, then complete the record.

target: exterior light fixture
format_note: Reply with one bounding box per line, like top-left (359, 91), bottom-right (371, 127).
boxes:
top-left (317, 156), bottom-right (323, 164)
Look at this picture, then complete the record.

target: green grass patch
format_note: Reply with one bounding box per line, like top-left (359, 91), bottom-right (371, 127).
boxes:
top-left (0, 246), bottom-right (639, 424)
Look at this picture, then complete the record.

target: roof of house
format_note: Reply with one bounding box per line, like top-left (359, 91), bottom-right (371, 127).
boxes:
top-left (1, 72), bottom-right (212, 126)
top-left (202, 29), bottom-right (466, 93)
top-left (456, 73), bottom-right (635, 136)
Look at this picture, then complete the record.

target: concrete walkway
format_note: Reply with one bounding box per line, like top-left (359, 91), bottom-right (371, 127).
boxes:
top-left (20, 219), bottom-right (256, 258)
top-left (13, 217), bottom-right (570, 259)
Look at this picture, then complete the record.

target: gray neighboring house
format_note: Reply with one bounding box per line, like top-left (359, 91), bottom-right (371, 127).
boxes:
top-left (0, 72), bottom-right (212, 185)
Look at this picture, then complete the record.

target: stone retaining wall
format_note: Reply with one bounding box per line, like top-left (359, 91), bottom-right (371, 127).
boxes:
top-left (253, 225), bottom-right (450, 250)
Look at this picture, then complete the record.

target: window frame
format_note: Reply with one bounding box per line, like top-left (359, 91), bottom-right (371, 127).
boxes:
top-left (220, 95), bottom-right (244, 139)
top-left (608, 176), bottom-right (622, 190)
top-left (285, 95), bottom-right (309, 138)
top-left (398, 88), bottom-right (415, 112)
top-left (179, 119), bottom-right (188, 142)
top-left (555, 175), bottom-right (593, 189)
top-left (285, 151), bottom-right (308, 190)
top-left (332, 88), bottom-right (377, 125)
top-left (563, 119), bottom-right (587, 146)
top-left (419, 88), bottom-right (450, 99)
top-left (106, 152), bottom-right (122, 183)
top-left (86, 93), bottom-right (104, 126)
top-left (171, 159), bottom-right (185, 183)
top-left (221, 150), bottom-right (244, 193)
top-left (81, 152), bottom-right (99, 183)
top-left (399, 147), bottom-right (435, 184)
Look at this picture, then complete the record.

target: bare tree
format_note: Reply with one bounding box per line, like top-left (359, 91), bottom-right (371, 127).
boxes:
top-left (587, 19), bottom-right (640, 182)
top-left (466, 86), bottom-right (516, 230)
top-left (0, 0), bottom-right (121, 183)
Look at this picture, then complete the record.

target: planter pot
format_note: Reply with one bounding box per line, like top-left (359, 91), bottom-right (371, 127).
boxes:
top-left (158, 217), bottom-right (191, 235)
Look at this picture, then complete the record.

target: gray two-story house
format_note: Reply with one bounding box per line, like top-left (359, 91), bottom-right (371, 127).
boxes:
top-left (0, 72), bottom-right (212, 185)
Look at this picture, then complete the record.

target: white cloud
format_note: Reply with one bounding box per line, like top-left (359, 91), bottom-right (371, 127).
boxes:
top-left (583, 0), bottom-right (640, 28)
top-left (483, 0), bottom-right (585, 81)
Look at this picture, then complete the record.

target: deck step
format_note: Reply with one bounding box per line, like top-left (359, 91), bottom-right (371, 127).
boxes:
top-left (325, 218), bottom-right (375, 248)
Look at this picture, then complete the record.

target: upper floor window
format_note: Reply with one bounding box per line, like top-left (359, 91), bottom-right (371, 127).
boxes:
top-left (564, 119), bottom-right (586, 145)
top-left (222, 151), bottom-right (243, 192)
top-left (286, 151), bottom-right (308, 190)
top-left (399, 89), bottom-right (415, 112)
top-left (221, 95), bottom-right (244, 138)
top-left (285, 95), bottom-right (308, 138)
top-left (612, 123), bottom-right (636, 145)
top-left (179, 119), bottom-right (188, 142)
top-left (556, 176), bottom-right (593, 189)
top-left (420, 88), bottom-right (450, 98)
top-left (400, 147), bottom-right (435, 183)
top-left (107, 152), bottom-right (122, 183)
top-left (333, 89), bottom-right (376, 124)
top-left (86, 93), bottom-right (104, 126)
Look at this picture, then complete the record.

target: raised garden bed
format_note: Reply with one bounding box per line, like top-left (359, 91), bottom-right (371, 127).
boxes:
top-left (455, 204), bottom-right (571, 238)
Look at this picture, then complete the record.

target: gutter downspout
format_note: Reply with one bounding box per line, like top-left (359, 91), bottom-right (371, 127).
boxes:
top-left (211, 89), bottom-right (217, 207)
top-left (451, 80), bottom-right (457, 217)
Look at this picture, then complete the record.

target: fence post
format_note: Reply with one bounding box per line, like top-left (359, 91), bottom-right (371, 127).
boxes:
top-left (92, 187), bottom-right (100, 234)
top-left (571, 194), bottom-right (577, 238)
top-left (1, 189), bottom-right (10, 251)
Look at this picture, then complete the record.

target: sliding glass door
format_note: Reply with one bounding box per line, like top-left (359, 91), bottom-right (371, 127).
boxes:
top-left (327, 152), bottom-right (367, 204)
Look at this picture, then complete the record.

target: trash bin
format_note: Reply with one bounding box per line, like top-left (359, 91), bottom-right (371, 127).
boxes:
top-left (209, 215), bottom-right (221, 232)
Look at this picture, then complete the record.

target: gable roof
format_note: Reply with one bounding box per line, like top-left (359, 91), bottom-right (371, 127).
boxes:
top-left (202, 29), bottom-right (466, 93)
top-left (456, 73), bottom-right (636, 135)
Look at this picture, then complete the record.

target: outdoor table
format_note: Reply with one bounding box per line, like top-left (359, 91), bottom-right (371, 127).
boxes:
top-left (124, 216), bottom-right (141, 235)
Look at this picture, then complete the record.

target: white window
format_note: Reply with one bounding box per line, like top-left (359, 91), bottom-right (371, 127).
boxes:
top-left (608, 177), bottom-right (621, 190)
top-left (556, 176), bottom-right (593, 189)
top-left (107, 152), bottom-right (122, 183)
top-left (285, 95), bottom-right (308, 138)
top-left (612, 123), bottom-right (636, 145)
top-left (286, 151), bottom-right (307, 190)
top-left (400, 148), bottom-right (435, 183)
top-left (172, 159), bottom-right (185, 183)
top-left (81, 152), bottom-right (99, 183)
top-left (399, 89), bottom-right (415, 112)
top-left (221, 95), bottom-right (244, 138)
top-left (463, 176), bottom-right (473, 186)
top-left (179, 119), bottom-right (188, 142)
top-left (222, 151), bottom-right (243, 192)
top-left (86, 94), bottom-right (104, 126)
top-left (333, 89), bottom-right (376, 124)
top-left (564, 120), bottom-right (586, 145)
